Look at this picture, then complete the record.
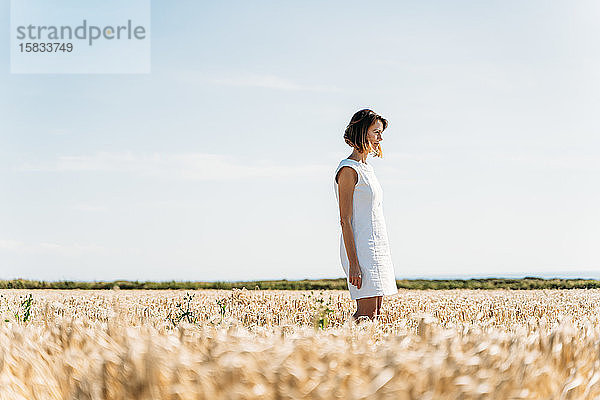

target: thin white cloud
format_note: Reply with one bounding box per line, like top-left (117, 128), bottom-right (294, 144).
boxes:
top-left (72, 203), bottom-right (109, 212)
top-left (0, 239), bottom-right (105, 256)
top-left (382, 151), bottom-right (443, 162)
top-left (38, 242), bottom-right (105, 257)
top-left (15, 151), bottom-right (333, 180)
top-left (49, 128), bottom-right (70, 135)
top-left (177, 70), bottom-right (344, 93)
top-left (0, 239), bottom-right (25, 250)
top-left (497, 153), bottom-right (600, 171)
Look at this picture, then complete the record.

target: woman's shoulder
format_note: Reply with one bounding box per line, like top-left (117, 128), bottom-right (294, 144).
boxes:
top-left (336, 158), bottom-right (361, 171)
top-left (335, 159), bottom-right (361, 184)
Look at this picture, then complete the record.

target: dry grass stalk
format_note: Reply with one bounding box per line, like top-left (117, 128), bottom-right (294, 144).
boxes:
top-left (0, 288), bottom-right (599, 399)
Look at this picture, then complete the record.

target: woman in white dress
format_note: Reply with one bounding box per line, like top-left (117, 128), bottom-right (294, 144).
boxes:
top-left (334, 109), bottom-right (398, 322)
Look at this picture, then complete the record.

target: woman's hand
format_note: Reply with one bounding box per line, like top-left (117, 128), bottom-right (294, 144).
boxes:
top-left (349, 263), bottom-right (362, 289)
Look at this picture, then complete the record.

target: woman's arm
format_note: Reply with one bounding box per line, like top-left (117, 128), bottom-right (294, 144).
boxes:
top-left (336, 167), bottom-right (362, 289)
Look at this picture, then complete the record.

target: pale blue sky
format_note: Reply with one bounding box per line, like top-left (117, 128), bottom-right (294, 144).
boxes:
top-left (1, 0), bottom-right (599, 281)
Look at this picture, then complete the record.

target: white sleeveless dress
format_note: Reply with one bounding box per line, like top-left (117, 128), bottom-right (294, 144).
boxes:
top-left (333, 158), bottom-right (398, 300)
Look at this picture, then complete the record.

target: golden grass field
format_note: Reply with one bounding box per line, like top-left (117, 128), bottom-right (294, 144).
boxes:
top-left (1, 288), bottom-right (600, 399)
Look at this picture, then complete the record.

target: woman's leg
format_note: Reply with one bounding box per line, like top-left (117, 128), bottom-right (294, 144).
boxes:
top-left (352, 296), bottom-right (378, 321)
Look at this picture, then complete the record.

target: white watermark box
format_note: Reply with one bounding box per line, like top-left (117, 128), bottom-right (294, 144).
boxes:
top-left (10, 0), bottom-right (151, 73)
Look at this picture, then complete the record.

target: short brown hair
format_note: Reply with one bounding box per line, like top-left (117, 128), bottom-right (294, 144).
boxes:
top-left (343, 109), bottom-right (388, 158)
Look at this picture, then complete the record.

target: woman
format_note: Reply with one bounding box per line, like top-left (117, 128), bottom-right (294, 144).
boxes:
top-left (333, 109), bottom-right (398, 322)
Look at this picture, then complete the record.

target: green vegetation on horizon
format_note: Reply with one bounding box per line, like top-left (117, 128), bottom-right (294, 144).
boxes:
top-left (1, 277), bottom-right (600, 290)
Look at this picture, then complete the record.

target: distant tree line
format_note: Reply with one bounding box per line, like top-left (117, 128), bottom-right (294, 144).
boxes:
top-left (1, 277), bottom-right (599, 290)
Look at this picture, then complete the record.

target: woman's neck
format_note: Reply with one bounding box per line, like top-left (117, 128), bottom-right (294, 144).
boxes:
top-left (348, 150), bottom-right (368, 163)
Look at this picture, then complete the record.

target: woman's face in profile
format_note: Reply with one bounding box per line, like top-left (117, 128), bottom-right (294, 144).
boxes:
top-left (366, 119), bottom-right (384, 152)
